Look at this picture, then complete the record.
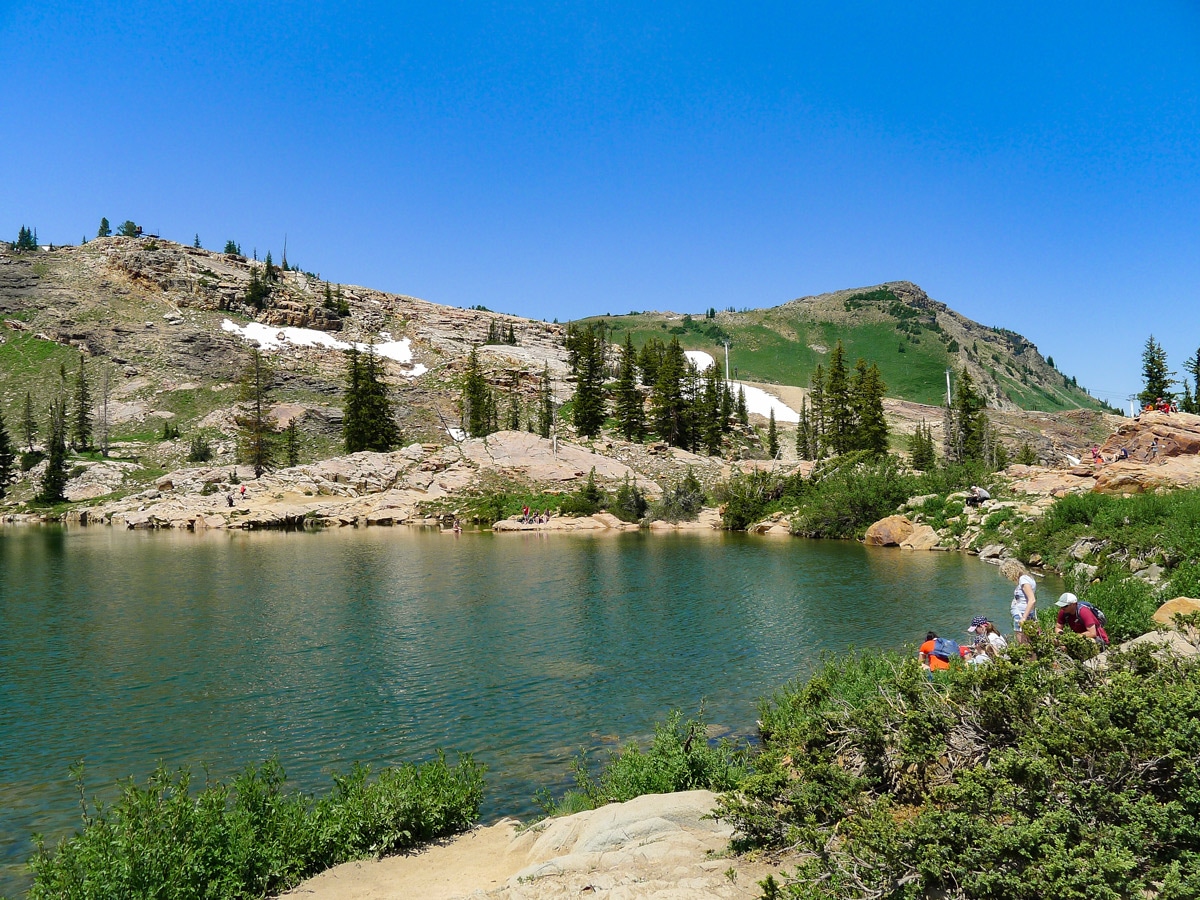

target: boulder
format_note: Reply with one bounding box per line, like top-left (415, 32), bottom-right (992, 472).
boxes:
top-left (1153, 596), bottom-right (1200, 625)
top-left (900, 524), bottom-right (940, 551)
top-left (864, 515), bottom-right (914, 547)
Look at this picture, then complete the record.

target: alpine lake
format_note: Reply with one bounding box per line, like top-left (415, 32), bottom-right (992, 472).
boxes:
top-left (0, 525), bottom-right (1063, 894)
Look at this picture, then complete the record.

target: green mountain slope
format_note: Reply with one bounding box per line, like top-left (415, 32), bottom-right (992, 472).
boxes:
top-left (583, 282), bottom-right (1106, 412)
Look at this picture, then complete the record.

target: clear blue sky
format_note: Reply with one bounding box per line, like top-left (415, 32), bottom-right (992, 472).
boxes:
top-left (2, 1), bottom-right (1197, 408)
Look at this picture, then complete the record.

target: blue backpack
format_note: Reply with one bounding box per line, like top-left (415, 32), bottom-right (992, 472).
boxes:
top-left (1077, 601), bottom-right (1107, 628)
top-left (931, 636), bottom-right (961, 661)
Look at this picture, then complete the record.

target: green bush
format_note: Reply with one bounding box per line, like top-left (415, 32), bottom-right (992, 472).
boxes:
top-left (723, 648), bottom-right (1200, 900)
top-left (539, 711), bottom-right (751, 816)
top-left (188, 435), bottom-right (213, 463)
top-left (20, 450), bottom-right (44, 471)
top-left (25, 753), bottom-right (484, 900)
top-left (648, 468), bottom-right (704, 523)
top-left (790, 452), bottom-right (914, 538)
top-left (611, 475), bottom-right (648, 523)
top-left (558, 468), bottom-right (607, 517)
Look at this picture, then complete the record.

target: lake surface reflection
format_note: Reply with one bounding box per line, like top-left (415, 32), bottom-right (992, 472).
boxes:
top-left (0, 526), bottom-right (1055, 893)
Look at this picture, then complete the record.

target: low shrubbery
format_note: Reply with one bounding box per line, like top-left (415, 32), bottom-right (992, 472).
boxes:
top-left (23, 753), bottom-right (484, 900)
top-left (647, 468), bottom-right (704, 523)
top-left (723, 641), bottom-right (1200, 900)
top-left (537, 711), bottom-right (752, 817)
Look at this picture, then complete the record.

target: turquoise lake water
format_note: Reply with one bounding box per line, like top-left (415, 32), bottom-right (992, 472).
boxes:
top-left (0, 526), bottom-right (1056, 894)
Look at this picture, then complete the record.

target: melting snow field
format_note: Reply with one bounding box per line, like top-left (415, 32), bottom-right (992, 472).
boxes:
top-left (221, 320), bottom-right (428, 377)
top-left (682, 350), bottom-right (799, 423)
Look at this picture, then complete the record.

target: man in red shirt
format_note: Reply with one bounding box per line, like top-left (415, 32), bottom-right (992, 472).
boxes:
top-left (1054, 593), bottom-right (1109, 647)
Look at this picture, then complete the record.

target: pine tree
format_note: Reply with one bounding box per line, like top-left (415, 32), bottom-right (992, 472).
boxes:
top-left (72, 355), bottom-right (93, 451)
top-left (14, 225), bottom-right (37, 252)
top-left (245, 267), bottom-right (270, 310)
top-left (1182, 348), bottom-right (1200, 414)
top-left (638, 339), bottom-right (663, 387)
top-left (236, 350), bottom-right (274, 477)
top-left (537, 365), bottom-right (554, 439)
top-left (342, 347), bottom-right (366, 451)
top-left (614, 334), bottom-right (645, 442)
top-left (946, 369), bottom-right (988, 463)
top-left (850, 359), bottom-right (888, 454)
top-left (117, 220), bottom-right (139, 237)
top-left (286, 420), bottom-right (301, 466)
top-left (22, 391), bottom-right (38, 452)
top-left (824, 341), bottom-right (852, 454)
top-left (37, 397), bottom-right (69, 503)
top-left (0, 411), bottom-right (16, 499)
top-left (193, 233), bottom-right (202, 249)
top-left (796, 398), bottom-right (812, 459)
top-left (462, 347), bottom-right (494, 438)
top-left (571, 324), bottom-right (606, 438)
top-left (97, 217), bottom-right (112, 238)
top-left (908, 420), bottom-right (937, 470)
top-left (736, 386), bottom-right (748, 427)
top-left (808, 364), bottom-right (826, 457)
top-left (767, 408), bottom-right (779, 458)
top-left (699, 362), bottom-right (723, 455)
top-left (506, 386), bottom-right (521, 431)
top-left (361, 346), bottom-right (399, 451)
top-left (652, 338), bottom-right (690, 448)
top-left (224, 240), bottom-right (241, 255)
top-left (1138, 335), bottom-right (1173, 408)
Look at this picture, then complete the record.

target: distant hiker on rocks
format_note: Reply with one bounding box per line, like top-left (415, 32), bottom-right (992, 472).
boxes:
top-left (1150, 438), bottom-right (1159, 461)
top-left (1054, 593), bottom-right (1109, 648)
top-left (239, 484), bottom-right (246, 500)
top-left (965, 485), bottom-right (990, 507)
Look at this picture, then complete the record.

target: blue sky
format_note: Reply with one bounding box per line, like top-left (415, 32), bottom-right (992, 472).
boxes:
top-left (1, 1), bottom-right (1197, 408)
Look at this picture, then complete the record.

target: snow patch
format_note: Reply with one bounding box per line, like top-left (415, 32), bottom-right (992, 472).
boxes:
top-left (684, 350), bottom-right (716, 371)
top-left (221, 320), bottom-right (428, 377)
top-left (729, 382), bottom-right (800, 423)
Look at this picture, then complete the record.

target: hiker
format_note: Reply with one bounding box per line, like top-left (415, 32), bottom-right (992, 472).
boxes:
top-left (918, 631), bottom-right (958, 672)
top-left (1055, 593), bottom-right (1109, 648)
top-left (1118, 447), bottom-right (1129, 461)
top-left (1007, 563), bottom-right (1038, 641)
top-left (965, 485), bottom-right (990, 507)
top-left (1150, 438), bottom-right (1159, 461)
top-left (1090, 446), bottom-right (1103, 465)
top-left (966, 615), bottom-right (1008, 663)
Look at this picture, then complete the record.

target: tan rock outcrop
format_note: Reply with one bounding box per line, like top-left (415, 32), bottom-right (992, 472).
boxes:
top-left (900, 524), bottom-right (940, 551)
top-left (1153, 596), bottom-right (1200, 625)
top-left (864, 515), bottom-right (914, 546)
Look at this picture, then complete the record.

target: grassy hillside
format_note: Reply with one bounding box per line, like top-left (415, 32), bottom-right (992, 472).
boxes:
top-left (583, 283), bottom-right (1108, 413)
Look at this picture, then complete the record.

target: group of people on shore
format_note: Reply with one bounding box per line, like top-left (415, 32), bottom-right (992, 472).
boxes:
top-left (919, 564), bottom-right (1110, 671)
top-left (520, 505), bottom-right (551, 525)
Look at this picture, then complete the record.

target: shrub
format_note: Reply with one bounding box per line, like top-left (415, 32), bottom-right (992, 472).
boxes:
top-left (20, 449), bottom-right (44, 471)
top-left (539, 711), bottom-right (751, 816)
top-left (724, 648), bottom-right (1200, 900)
top-left (558, 468), bottom-right (606, 516)
top-left (188, 435), bottom-right (213, 463)
top-left (790, 452), bottom-right (914, 539)
top-left (648, 468), bottom-right (704, 523)
top-left (26, 753), bottom-right (484, 900)
top-left (611, 475), bottom-right (647, 523)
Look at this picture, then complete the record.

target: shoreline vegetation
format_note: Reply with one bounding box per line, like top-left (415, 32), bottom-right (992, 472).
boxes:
top-left (11, 479), bottom-right (1200, 898)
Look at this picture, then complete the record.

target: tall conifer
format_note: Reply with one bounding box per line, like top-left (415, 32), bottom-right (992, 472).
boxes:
top-left (0, 412), bottom-right (16, 499)
top-left (614, 334), bottom-right (645, 442)
top-left (22, 391), bottom-right (38, 452)
top-left (72, 355), bottom-right (93, 450)
top-left (37, 398), bottom-right (68, 503)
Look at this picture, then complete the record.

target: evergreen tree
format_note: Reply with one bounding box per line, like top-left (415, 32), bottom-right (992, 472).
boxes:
top-left (570, 324), bottom-right (606, 438)
top-left (245, 266), bottom-right (270, 310)
top-left (651, 338), bottom-right (690, 448)
top-left (699, 362), bottom-right (723, 455)
top-left (505, 323), bottom-right (517, 345)
top-left (360, 346), bottom-right (400, 451)
top-left (285, 420), bottom-right (300, 467)
top-left (22, 391), bottom-right (38, 452)
top-left (796, 398), bottom-right (813, 459)
top-left (824, 341), bottom-right (852, 454)
top-left (224, 239), bottom-right (241, 255)
top-left (908, 420), bottom-right (937, 470)
top-left (767, 408), bottom-right (779, 458)
top-left (1138, 335), bottom-right (1173, 407)
top-left (538, 364), bottom-right (554, 439)
top-left (1182, 381), bottom-right (1196, 415)
top-left (117, 220), bottom-right (139, 237)
top-left (263, 252), bottom-right (278, 282)
top-left (638, 339), bottom-right (663, 387)
top-left (506, 385), bottom-right (521, 431)
top-left (946, 368), bottom-right (989, 463)
top-left (1181, 348), bottom-right (1200, 413)
top-left (808, 364), bottom-right (826, 457)
top-left (1016, 441), bottom-right (1038, 466)
top-left (0, 411), bottom-right (15, 499)
top-left (37, 397), bottom-right (69, 504)
top-left (97, 217), bottom-right (112, 238)
top-left (193, 233), bottom-right (202, 248)
top-left (72, 355), bottom-right (93, 451)
top-left (14, 225), bottom-right (37, 252)
top-left (236, 350), bottom-right (274, 477)
top-left (342, 347), bottom-right (367, 451)
top-left (719, 376), bottom-right (733, 433)
top-left (736, 385), bottom-right (748, 427)
top-left (462, 347), bottom-right (494, 438)
top-left (850, 359), bottom-right (888, 454)
top-left (614, 334), bottom-right (645, 442)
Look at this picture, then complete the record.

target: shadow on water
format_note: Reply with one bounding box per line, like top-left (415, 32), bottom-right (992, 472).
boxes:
top-left (0, 526), bottom-right (1061, 895)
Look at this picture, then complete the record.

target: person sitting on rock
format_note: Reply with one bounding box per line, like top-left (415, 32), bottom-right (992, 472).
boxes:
top-left (1054, 593), bottom-right (1109, 648)
top-left (1118, 447), bottom-right (1130, 460)
top-left (965, 485), bottom-right (990, 507)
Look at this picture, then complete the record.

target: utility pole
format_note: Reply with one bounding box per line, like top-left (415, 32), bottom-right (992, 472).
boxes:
top-left (945, 368), bottom-right (953, 407)
top-left (723, 341), bottom-right (731, 382)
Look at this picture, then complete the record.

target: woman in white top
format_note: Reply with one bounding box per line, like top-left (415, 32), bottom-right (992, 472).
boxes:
top-left (1006, 563), bottom-right (1037, 641)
